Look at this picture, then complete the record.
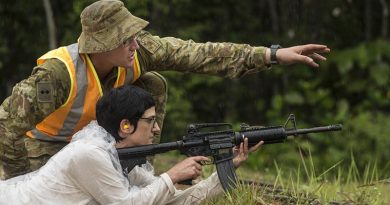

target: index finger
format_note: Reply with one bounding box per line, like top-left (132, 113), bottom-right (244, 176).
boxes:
top-left (191, 156), bottom-right (210, 162)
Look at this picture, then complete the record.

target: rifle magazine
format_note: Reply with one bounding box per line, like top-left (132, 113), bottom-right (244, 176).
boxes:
top-left (216, 159), bottom-right (237, 191)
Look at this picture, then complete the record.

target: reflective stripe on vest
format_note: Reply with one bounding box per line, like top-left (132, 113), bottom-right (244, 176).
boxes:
top-left (26, 44), bottom-right (139, 142)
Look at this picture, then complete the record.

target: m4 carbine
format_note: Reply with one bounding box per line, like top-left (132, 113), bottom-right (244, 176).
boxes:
top-left (117, 114), bottom-right (342, 191)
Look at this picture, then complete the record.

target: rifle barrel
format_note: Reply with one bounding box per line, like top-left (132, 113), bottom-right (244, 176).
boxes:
top-left (285, 124), bottom-right (342, 136)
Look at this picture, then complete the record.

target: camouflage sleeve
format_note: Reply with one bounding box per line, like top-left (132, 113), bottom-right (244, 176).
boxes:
top-left (0, 59), bottom-right (70, 141)
top-left (136, 31), bottom-right (270, 79)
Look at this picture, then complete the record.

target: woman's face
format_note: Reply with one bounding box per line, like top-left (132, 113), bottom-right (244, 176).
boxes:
top-left (116, 106), bottom-right (160, 148)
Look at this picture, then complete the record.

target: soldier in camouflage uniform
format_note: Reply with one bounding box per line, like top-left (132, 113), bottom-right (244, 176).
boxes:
top-left (0, 0), bottom-right (330, 179)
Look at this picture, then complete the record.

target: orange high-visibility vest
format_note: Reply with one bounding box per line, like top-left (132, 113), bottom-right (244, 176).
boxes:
top-left (26, 43), bottom-right (142, 142)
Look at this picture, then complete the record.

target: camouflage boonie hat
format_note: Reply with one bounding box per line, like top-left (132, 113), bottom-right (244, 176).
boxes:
top-left (78, 0), bottom-right (149, 53)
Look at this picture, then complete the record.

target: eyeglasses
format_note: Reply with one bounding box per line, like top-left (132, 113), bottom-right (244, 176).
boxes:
top-left (139, 116), bottom-right (157, 128)
top-left (122, 36), bottom-right (137, 47)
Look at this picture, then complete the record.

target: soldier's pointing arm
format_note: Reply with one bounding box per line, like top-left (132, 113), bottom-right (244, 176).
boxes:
top-left (136, 31), bottom-right (271, 79)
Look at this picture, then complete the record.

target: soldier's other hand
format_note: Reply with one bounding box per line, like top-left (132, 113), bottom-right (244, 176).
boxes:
top-left (276, 44), bottom-right (330, 68)
top-left (166, 156), bottom-right (210, 184)
top-left (232, 138), bottom-right (264, 168)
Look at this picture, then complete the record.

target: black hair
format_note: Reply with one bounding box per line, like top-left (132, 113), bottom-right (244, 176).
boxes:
top-left (96, 85), bottom-right (155, 142)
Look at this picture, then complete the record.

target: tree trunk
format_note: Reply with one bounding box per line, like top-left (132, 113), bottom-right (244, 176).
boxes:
top-left (43, 0), bottom-right (57, 49)
top-left (365, 0), bottom-right (372, 41)
top-left (380, 0), bottom-right (389, 38)
top-left (267, 0), bottom-right (279, 36)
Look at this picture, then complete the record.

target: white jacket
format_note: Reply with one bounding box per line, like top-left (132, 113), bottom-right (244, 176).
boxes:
top-left (0, 121), bottom-right (223, 205)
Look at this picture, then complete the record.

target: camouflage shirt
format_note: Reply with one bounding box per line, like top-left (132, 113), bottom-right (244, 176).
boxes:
top-left (0, 31), bottom-right (270, 149)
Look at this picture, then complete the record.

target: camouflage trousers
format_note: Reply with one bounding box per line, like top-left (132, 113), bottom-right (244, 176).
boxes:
top-left (0, 71), bottom-right (168, 179)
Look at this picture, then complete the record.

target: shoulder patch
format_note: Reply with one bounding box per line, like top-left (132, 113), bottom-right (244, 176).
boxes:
top-left (138, 35), bottom-right (161, 54)
top-left (37, 81), bottom-right (54, 103)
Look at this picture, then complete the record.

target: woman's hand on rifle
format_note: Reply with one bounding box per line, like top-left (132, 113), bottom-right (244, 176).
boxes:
top-left (232, 138), bottom-right (263, 168)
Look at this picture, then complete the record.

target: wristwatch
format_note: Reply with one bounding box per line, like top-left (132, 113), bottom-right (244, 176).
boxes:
top-left (270, 44), bottom-right (282, 65)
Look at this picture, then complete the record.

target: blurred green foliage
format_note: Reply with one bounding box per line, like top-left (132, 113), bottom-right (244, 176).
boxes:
top-left (0, 0), bottom-right (389, 177)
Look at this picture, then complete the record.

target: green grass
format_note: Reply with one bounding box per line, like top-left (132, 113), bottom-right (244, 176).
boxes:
top-left (153, 151), bottom-right (389, 205)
